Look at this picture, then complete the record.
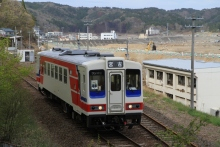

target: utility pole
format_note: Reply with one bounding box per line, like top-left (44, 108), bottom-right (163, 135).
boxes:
top-left (28, 31), bottom-right (31, 49)
top-left (185, 16), bottom-right (203, 109)
top-left (15, 27), bottom-right (17, 55)
top-left (167, 23), bottom-right (169, 36)
top-left (77, 29), bottom-right (81, 50)
top-left (61, 27), bottom-right (64, 47)
top-left (84, 20), bottom-right (92, 50)
top-left (126, 38), bottom-right (129, 60)
top-left (20, 29), bottom-right (22, 49)
top-left (37, 26), bottom-right (40, 49)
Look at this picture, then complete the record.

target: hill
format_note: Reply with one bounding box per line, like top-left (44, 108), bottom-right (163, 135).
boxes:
top-left (25, 2), bottom-right (220, 34)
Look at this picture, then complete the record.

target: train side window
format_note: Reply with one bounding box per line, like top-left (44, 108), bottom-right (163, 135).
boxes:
top-left (51, 64), bottom-right (54, 78)
top-left (64, 69), bottom-right (67, 84)
top-left (47, 63), bottom-right (50, 76)
top-left (126, 69), bottom-right (141, 90)
top-left (59, 67), bottom-right (62, 81)
top-left (55, 66), bottom-right (58, 79)
top-left (43, 62), bottom-right (46, 75)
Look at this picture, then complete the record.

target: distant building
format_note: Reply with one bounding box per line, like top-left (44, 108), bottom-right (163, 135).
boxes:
top-left (33, 26), bottom-right (40, 37)
top-left (101, 30), bottom-right (117, 40)
top-left (77, 33), bottom-right (92, 40)
top-left (8, 36), bottom-right (23, 51)
top-left (17, 49), bottom-right (35, 62)
top-left (143, 58), bottom-right (220, 117)
top-left (0, 28), bottom-right (14, 37)
top-left (146, 26), bottom-right (160, 36)
top-left (46, 31), bottom-right (63, 37)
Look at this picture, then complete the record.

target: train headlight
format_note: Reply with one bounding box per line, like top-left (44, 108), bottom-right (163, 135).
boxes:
top-left (127, 103), bottom-right (141, 110)
top-left (98, 106), bottom-right (103, 110)
top-left (90, 105), bottom-right (104, 111)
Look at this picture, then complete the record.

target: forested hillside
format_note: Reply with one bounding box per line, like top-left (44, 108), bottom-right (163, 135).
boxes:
top-left (25, 2), bottom-right (220, 34)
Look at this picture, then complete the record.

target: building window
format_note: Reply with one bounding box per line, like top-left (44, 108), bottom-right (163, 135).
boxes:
top-left (157, 71), bottom-right (163, 80)
top-left (55, 66), bottom-right (58, 79)
top-left (149, 70), bottom-right (154, 78)
top-left (167, 73), bottom-right (173, 86)
top-left (188, 77), bottom-right (196, 88)
top-left (59, 67), bottom-right (62, 81)
top-left (47, 63), bottom-right (50, 76)
top-left (64, 69), bottom-right (67, 84)
top-left (178, 75), bottom-right (185, 86)
top-left (166, 93), bottom-right (173, 99)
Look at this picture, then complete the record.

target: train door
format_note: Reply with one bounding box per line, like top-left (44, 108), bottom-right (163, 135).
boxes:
top-left (107, 70), bottom-right (125, 114)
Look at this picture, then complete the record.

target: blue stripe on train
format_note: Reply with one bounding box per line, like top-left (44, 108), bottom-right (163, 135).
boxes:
top-left (90, 91), bottom-right (105, 99)
top-left (126, 89), bottom-right (141, 97)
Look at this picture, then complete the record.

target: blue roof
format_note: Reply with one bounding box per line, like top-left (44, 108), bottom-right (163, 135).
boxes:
top-left (143, 59), bottom-right (220, 71)
top-left (0, 28), bottom-right (14, 32)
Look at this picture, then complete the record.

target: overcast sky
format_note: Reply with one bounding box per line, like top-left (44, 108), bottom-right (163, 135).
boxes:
top-left (24, 0), bottom-right (220, 10)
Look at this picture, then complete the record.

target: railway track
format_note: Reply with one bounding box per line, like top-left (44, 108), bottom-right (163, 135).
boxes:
top-left (23, 75), bottom-right (198, 147)
top-left (97, 129), bottom-right (142, 147)
top-left (141, 113), bottom-right (198, 147)
top-left (22, 75), bottom-right (38, 90)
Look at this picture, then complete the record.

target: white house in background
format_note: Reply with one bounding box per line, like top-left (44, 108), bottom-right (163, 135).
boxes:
top-left (143, 58), bottom-right (220, 117)
top-left (101, 30), bottom-right (117, 40)
top-left (146, 26), bottom-right (160, 36)
top-left (0, 28), bottom-right (14, 37)
top-left (33, 26), bottom-right (40, 36)
top-left (46, 31), bottom-right (63, 37)
top-left (17, 49), bottom-right (35, 62)
top-left (77, 33), bottom-right (92, 40)
top-left (8, 36), bottom-right (23, 51)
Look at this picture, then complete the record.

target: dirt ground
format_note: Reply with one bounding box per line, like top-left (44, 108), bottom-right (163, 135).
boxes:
top-left (95, 32), bottom-right (220, 63)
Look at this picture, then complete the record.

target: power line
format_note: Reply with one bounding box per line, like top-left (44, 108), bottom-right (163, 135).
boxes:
top-left (185, 16), bottom-right (203, 109)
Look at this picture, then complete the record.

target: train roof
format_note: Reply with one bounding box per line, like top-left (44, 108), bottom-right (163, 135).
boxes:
top-left (38, 48), bottom-right (115, 65)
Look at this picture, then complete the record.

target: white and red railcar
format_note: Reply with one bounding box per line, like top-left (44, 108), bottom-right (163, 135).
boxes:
top-left (36, 48), bottom-right (143, 129)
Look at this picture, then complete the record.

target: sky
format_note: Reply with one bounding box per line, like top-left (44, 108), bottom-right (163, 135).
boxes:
top-left (23, 0), bottom-right (220, 10)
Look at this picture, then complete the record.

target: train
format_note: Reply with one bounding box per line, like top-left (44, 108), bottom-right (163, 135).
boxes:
top-left (36, 48), bottom-right (143, 129)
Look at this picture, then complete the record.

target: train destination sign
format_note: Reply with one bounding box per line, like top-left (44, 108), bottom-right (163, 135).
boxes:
top-left (108, 60), bottom-right (123, 68)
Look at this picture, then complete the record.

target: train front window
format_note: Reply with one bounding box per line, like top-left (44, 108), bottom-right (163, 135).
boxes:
top-left (89, 70), bottom-right (105, 98)
top-left (111, 74), bottom-right (121, 91)
top-left (126, 69), bottom-right (141, 97)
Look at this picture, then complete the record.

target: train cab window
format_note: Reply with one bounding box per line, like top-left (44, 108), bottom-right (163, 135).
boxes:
top-left (126, 69), bottom-right (141, 97)
top-left (64, 69), bottom-right (67, 84)
top-left (47, 63), bottom-right (50, 76)
top-left (89, 70), bottom-right (105, 98)
top-left (111, 74), bottom-right (121, 91)
top-left (59, 67), bottom-right (62, 81)
top-left (51, 64), bottom-right (54, 78)
top-left (126, 69), bottom-right (141, 90)
top-left (55, 66), bottom-right (58, 79)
